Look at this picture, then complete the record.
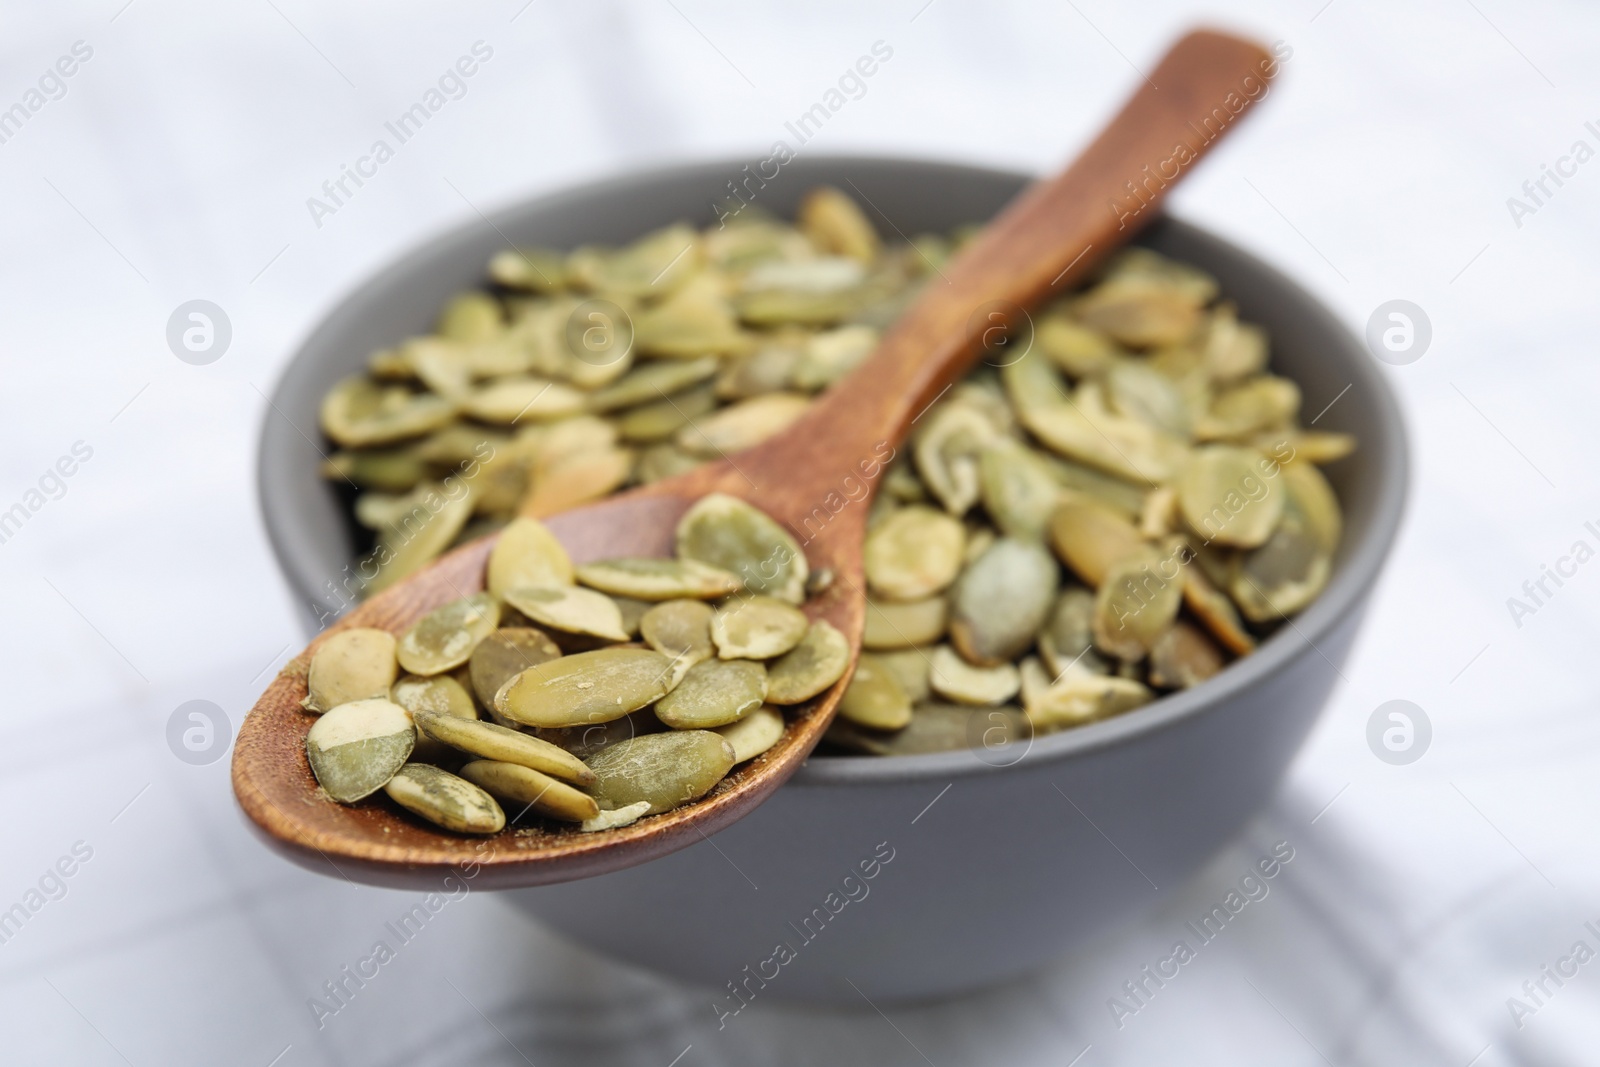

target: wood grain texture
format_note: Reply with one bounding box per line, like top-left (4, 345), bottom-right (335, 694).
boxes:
top-left (232, 29), bottom-right (1276, 890)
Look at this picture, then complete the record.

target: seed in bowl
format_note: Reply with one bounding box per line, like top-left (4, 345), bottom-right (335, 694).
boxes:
top-left (310, 186), bottom-right (1354, 772)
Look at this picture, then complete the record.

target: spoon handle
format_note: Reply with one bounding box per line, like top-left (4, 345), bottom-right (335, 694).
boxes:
top-left (739, 29), bottom-right (1278, 508)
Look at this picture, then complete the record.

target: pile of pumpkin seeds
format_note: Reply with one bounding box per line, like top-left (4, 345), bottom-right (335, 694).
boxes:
top-left (300, 497), bottom-right (848, 836)
top-left (312, 184), bottom-right (1354, 768)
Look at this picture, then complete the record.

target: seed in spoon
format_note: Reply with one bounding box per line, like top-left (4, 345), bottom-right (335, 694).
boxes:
top-left (301, 628), bottom-right (397, 714)
top-left (383, 764), bottom-right (505, 835)
top-left (305, 698), bottom-right (415, 804)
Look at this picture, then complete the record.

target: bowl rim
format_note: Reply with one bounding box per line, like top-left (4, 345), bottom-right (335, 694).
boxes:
top-left (258, 153), bottom-right (1409, 789)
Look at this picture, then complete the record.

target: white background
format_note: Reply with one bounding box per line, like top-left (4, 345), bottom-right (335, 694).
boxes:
top-left (2, 1), bottom-right (1598, 1064)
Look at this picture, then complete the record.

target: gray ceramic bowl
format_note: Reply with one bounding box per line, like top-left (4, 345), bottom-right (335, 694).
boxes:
top-left (258, 157), bottom-right (1407, 1004)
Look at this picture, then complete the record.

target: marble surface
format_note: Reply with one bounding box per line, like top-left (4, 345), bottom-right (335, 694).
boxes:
top-left (2, 1), bottom-right (1598, 1063)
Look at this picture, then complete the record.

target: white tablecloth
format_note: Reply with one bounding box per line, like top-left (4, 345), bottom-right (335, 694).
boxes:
top-left (3, 2), bottom-right (1598, 1063)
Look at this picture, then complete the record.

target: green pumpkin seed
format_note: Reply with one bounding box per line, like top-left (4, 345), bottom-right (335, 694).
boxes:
top-left (1180, 563), bottom-right (1257, 656)
top-left (587, 356), bottom-right (720, 413)
top-left (575, 558), bottom-right (742, 601)
top-left (863, 595), bottom-right (947, 650)
top-left (676, 493), bottom-right (808, 604)
top-left (863, 505), bottom-right (966, 601)
top-left (569, 223), bottom-right (700, 298)
top-left (1019, 658), bottom-right (1151, 733)
top-left (302, 628), bottom-right (398, 714)
top-left (581, 800), bottom-right (653, 832)
top-left (383, 764), bottom-right (505, 834)
top-left (1199, 377), bottom-right (1301, 441)
top-left (502, 584), bottom-right (629, 642)
top-left (799, 186), bottom-right (881, 263)
top-left (617, 384), bottom-right (718, 443)
top-left (675, 392), bottom-right (810, 457)
top-left (495, 647), bottom-right (673, 727)
top-left (397, 593), bottom-right (500, 676)
top-left (585, 731), bottom-right (736, 814)
top-left (457, 759), bottom-right (600, 823)
top-left (716, 343), bottom-right (803, 400)
top-left (1048, 497), bottom-right (1144, 587)
top-left (1177, 444), bottom-right (1284, 549)
top-left (913, 403), bottom-right (996, 515)
top-left (1037, 587), bottom-right (1110, 678)
top-left (305, 698), bottom-right (416, 803)
top-left (322, 450), bottom-right (430, 492)
top-left (486, 518), bottom-right (574, 597)
top-left (391, 672), bottom-right (478, 762)
top-left (639, 599), bottom-right (715, 667)
top-left (791, 324), bottom-right (877, 391)
top-left (714, 705), bottom-right (785, 763)
top-left (1036, 310), bottom-right (1120, 378)
top-left (763, 620), bottom-right (850, 704)
top-left (873, 647), bottom-right (933, 703)
top-left (1282, 461), bottom-right (1342, 553)
top-left (488, 248), bottom-right (566, 291)
top-left (827, 702), bottom-right (1030, 756)
top-left (412, 710), bottom-right (595, 785)
top-left (1092, 544), bottom-right (1185, 661)
top-left (948, 538), bottom-right (1058, 666)
top-left (320, 378), bottom-right (456, 449)
top-left (837, 653), bottom-right (912, 730)
top-left (1106, 359), bottom-right (1194, 438)
top-left (460, 377), bottom-right (587, 425)
top-left (929, 644), bottom-right (1020, 705)
top-left (711, 596), bottom-right (809, 660)
top-left (978, 439), bottom-right (1063, 541)
top-left (468, 627), bottom-right (562, 712)
top-left (361, 486), bottom-right (475, 596)
top-left (1229, 494), bottom-right (1330, 622)
top-left (1200, 302), bottom-right (1268, 381)
top-left (1147, 621), bottom-right (1225, 690)
top-left (654, 658), bottom-right (767, 728)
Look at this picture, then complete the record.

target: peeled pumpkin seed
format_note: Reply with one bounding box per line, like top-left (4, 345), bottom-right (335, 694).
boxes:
top-left (320, 378), bottom-right (456, 449)
top-left (1036, 310), bottom-right (1120, 378)
top-left (978, 439), bottom-right (1063, 541)
top-left (676, 493), bottom-right (808, 604)
top-left (1092, 544), bottom-right (1185, 661)
top-left (929, 644), bottom-right (1020, 705)
top-left (585, 731), bottom-right (736, 814)
top-left (383, 764), bottom-right (505, 834)
top-left (1180, 563), bottom-right (1257, 656)
top-left (1148, 621), bottom-right (1225, 690)
top-left (458, 759), bottom-right (600, 822)
top-left (711, 596), bottom-right (809, 660)
top-left (675, 392), bottom-right (810, 457)
top-left (827, 702), bottom-right (1030, 757)
top-left (948, 538), bottom-right (1058, 666)
top-left (639, 599), bottom-right (715, 667)
top-left (568, 223), bottom-right (700, 298)
top-left (302, 628), bottom-right (398, 713)
top-left (461, 378), bottom-right (587, 425)
top-left (873, 647), bottom-right (933, 703)
top-left (1038, 587), bottom-right (1110, 678)
top-left (617, 384), bottom-right (718, 443)
top-left (1282, 460), bottom-right (1342, 553)
top-left (575, 558), bottom-right (742, 601)
top-left (1199, 377), bottom-right (1301, 441)
top-left (413, 710), bottom-right (595, 785)
top-left (486, 518), bottom-right (573, 597)
top-left (763, 620), bottom-right (850, 704)
top-left (362, 487), bottom-right (475, 596)
top-left (391, 672), bottom-right (478, 763)
top-left (713, 704), bottom-right (785, 763)
top-left (495, 647), bottom-right (673, 727)
top-left (397, 593), bottom-right (500, 676)
top-left (913, 403), bottom-right (995, 515)
top-left (791, 324), bottom-right (877, 391)
top-left (581, 801), bottom-right (653, 832)
top-left (587, 356), bottom-right (720, 413)
top-left (1048, 497), bottom-right (1144, 587)
top-left (654, 658), bottom-right (766, 728)
top-left (305, 698), bottom-right (415, 803)
top-left (468, 627), bottom-right (562, 711)
top-left (489, 248), bottom-right (566, 291)
top-left (799, 185), bottom-right (881, 263)
top-left (1229, 494), bottom-right (1330, 622)
top-left (502, 584), bottom-right (629, 641)
top-left (863, 505), bottom-right (966, 601)
top-left (863, 595), bottom-right (947, 650)
top-left (1019, 658), bottom-right (1151, 732)
top-left (520, 446), bottom-right (634, 517)
top-left (322, 449), bottom-right (430, 492)
top-left (837, 653), bottom-right (912, 730)
top-left (1177, 444), bottom-right (1284, 549)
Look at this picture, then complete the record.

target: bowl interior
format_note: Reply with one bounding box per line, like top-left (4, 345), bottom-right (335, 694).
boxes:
top-left (259, 155), bottom-right (1407, 775)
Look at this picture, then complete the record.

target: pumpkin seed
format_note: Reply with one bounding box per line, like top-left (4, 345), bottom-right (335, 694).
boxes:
top-left (412, 710), bottom-right (594, 785)
top-left (520, 446), bottom-right (633, 516)
top-left (863, 505), bottom-right (966, 601)
top-left (799, 185), bottom-right (881, 263)
top-left (791, 324), bottom-right (877, 391)
top-left (587, 356), bottom-right (721, 413)
top-left (568, 223), bottom-right (700, 298)
top-left (585, 731), bottom-right (736, 814)
top-left (948, 538), bottom-right (1058, 666)
top-left (486, 517), bottom-right (574, 597)
top-left (305, 698), bottom-right (415, 803)
top-left (654, 658), bottom-right (767, 728)
top-left (581, 800), bottom-right (653, 832)
top-left (675, 392), bottom-right (810, 457)
top-left (468, 627), bottom-right (562, 711)
top-left (461, 378), bottom-right (587, 425)
top-left (873, 647), bottom-right (933, 703)
top-left (1037, 587), bottom-right (1110, 678)
top-left (713, 704), bottom-right (785, 762)
top-left (397, 593), bottom-right (500, 676)
top-left (639, 599), bottom-right (716, 668)
top-left (502, 584), bottom-right (629, 642)
top-left (1019, 658), bottom-right (1151, 732)
top-left (1147, 621), bottom-right (1225, 689)
top-left (361, 486), bottom-right (476, 596)
top-left (716, 343), bottom-right (803, 400)
top-left (929, 644), bottom-right (1020, 705)
top-left (1177, 444), bottom-right (1284, 549)
top-left (763, 620), bottom-right (850, 704)
top-left (837, 653), bottom-right (912, 730)
top-left (458, 759), bottom-right (600, 822)
top-left (383, 764), bottom-right (505, 834)
top-left (391, 672), bottom-right (479, 762)
top-left (913, 403), bottom-right (995, 515)
top-left (575, 558), bottom-right (742, 601)
top-left (978, 439), bottom-right (1063, 541)
top-left (1229, 493), bottom-right (1330, 622)
top-left (632, 274), bottom-right (752, 358)
top-left (1092, 544), bottom-right (1185, 661)
top-left (322, 450), bottom-right (430, 492)
top-left (827, 702), bottom-right (1030, 757)
top-left (320, 378), bottom-right (456, 448)
top-left (489, 248), bottom-right (566, 291)
top-left (863, 595), bottom-right (947, 650)
top-left (1199, 377), bottom-right (1301, 441)
top-left (495, 647), bottom-right (673, 727)
top-left (616, 384), bottom-right (717, 444)
top-left (1180, 562), bottom-right (1257, 656)
top-left (711, 596), bottom-right (809, 660)
top-left (302, 628), bottom-right (398, 714)
top-left (1282, 460), bottom-right (1342, 553)
top-left (676, 493), bottom-right (808, 604)
top-left (1036, 310), bottom-right (1120, 378)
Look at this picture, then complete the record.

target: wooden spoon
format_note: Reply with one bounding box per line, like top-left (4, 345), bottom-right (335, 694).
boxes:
top-left (234, 29), bottom-right (1276, 890)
